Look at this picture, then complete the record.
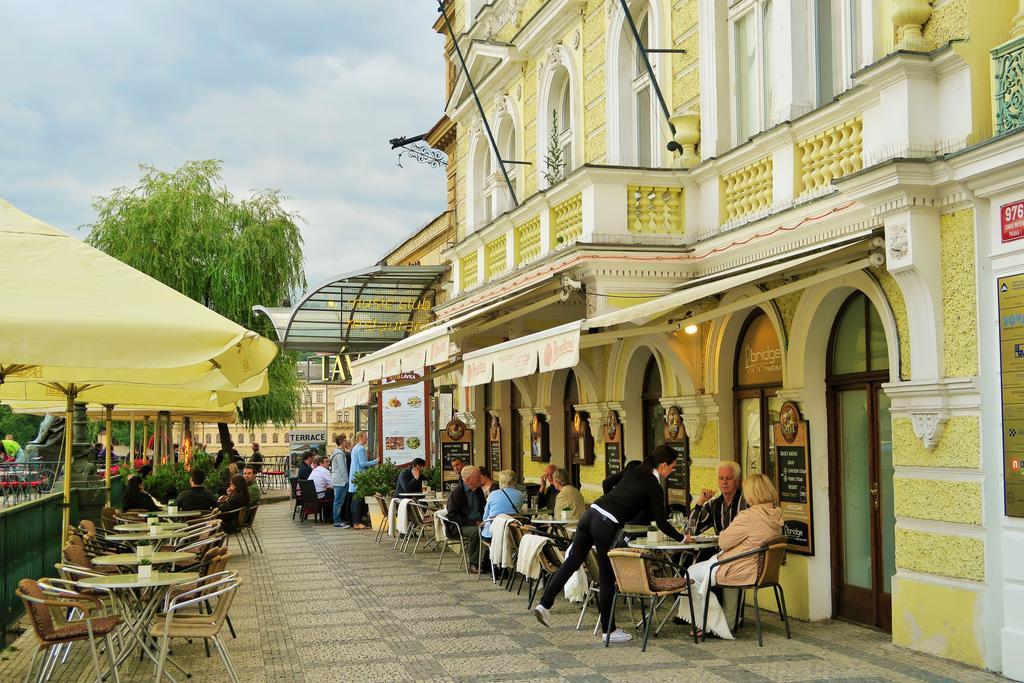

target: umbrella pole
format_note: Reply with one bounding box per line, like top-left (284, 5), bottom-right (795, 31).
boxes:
top-left (104, 404), bottom-right (113, 506)
top-left (62, 387), bottom-right (75, 546)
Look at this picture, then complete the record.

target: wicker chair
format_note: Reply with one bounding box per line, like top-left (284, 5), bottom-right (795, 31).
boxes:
top-left (150, 572), bottom-right (242, 683)
top-left (63, 542), bottom-right (117, 575)
top-left (100, 506), bottom-right (118, 532)
top-left (373, 494), bottom-right (392, 543)
top-left (605, 548), bottom-right (696, 651)
top-left (17, 578), bottom-right (122, 683)
top-left (705, 534), bottom-right (792, 646)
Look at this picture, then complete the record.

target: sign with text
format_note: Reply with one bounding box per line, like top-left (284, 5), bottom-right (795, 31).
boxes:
top-left (604, 411), bottom-right (624, 479)
top-left (663, 407), bottom-right (690, 510)
top-left (772, 402), bottom-right (814, 555)
top-left (440, 417), bottom-right (472, 488)
top-left (999, 274), bottom-right (1024, 516)
top-left (287, 430), bottom-right (327, 444)
top-left (488, 416), bottom-right (502, 475)
top-left (380, 374), bottom-right (427, 466)
top-left (1002, 200), bottom-right (1024, 243)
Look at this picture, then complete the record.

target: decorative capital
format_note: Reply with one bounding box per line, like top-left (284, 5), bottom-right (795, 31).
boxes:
top-left (909, 411), bottom-right (948, 450)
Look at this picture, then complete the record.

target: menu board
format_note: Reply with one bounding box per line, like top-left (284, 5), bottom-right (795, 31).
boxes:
top-left (999, 274), bottom-right (1024, 516)
top-left (665, 443), bottom-right (691, 509)
top-left (380, 376), bottom-right (427, 466)
top-left (604, 410), bottom-right (623, 478)
top-left (488, 416), bottom-right (502, 475)
top-left (773, 401), bottom-right (814, 554)
top-left (440, 417), bottom-right (472, 488)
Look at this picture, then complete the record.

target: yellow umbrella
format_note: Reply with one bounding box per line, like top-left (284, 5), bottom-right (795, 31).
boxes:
top-left (0, 200), bottom-right (278, 535)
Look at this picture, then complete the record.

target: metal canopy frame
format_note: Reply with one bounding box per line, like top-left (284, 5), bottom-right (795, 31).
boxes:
top-left (254, 265), bottom-right (445, 353)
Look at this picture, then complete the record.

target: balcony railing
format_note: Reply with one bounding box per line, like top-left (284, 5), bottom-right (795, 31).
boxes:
top-left (994, 35), bottom-right (1024, 135)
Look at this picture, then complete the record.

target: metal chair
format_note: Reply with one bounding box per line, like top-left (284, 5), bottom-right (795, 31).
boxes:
top-left (435, 512), bottom-right (470, 574)
top-left (241, 505), bottom-right (264, 553)
top-left (606, 548), bottom-right (697, 652)
top-left (576, 548), bottom-right (602, 632)
top-left (150, 572), bottom-right (242, 683)
top-left (17, 578), bottom-right (122, 683)
top-left (373, 494), bottom-right (392, 543)
top-left (289, 476), bottom-right (303, 520)
top-left (705, 534), bottom-right (792, 646)
top-left (298, 480), bottom-right (328, 523)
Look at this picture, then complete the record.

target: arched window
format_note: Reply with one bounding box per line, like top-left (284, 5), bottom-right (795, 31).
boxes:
top-left (541, 65), bottom-right (575, 186)
top-left (494, 115), bottom-right (517, 214)
top-left (614, 2), bottom-right (658, 167)
top-left (204, 433), bottom-right (211, 444)
top-left (272, 433), bottom-right (279, 444)
top-left (260, 433), bottom-right (267, 444)
top-left (733, 310), bottom-right (783, 480)
top-left (237, 432), bottom-right (244, 444)
top-left (641, 356), bottom-right (664, 456)
top-left (470, 135), bottom-right (493, 230)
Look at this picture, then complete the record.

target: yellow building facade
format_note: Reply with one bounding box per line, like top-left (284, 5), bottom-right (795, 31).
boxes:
top-left (364, 0), bottom-right (1024, 674)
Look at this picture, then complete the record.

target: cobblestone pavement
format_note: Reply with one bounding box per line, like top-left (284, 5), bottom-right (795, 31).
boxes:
top-left (0, 501), bottom-right (1007, 682)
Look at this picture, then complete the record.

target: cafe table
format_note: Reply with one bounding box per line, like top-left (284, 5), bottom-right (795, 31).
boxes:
top-left (77, 571), bottom-right (200, 681)
top-left (626, 536), bottom-right (719, 635)
top-left (398, 492), bottom-right (427, 497)
top-left (126, 509), bottom-right (203, 519)
top-left (113, 522), bottom-right (188, 532)
top-left (91, 551), bottom-right (195, 569)
top-left (105, 529), bottom-right (191, 551)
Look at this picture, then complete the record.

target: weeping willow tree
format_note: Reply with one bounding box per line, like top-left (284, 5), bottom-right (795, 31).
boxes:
top-left (85, 160), bottom-right (306, 450)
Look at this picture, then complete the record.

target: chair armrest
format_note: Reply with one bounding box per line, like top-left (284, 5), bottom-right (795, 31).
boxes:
top-left (708, 545), bottom-right (767, 571)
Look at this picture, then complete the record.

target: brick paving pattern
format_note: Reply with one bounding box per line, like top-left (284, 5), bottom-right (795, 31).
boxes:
top-left (0, 500), bottom-right (1007, 682)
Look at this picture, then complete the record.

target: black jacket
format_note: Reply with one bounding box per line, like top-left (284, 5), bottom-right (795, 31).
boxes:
top-left (297, 462), bottom-right (313, 480)
top-left (592, 467), bottom-right (683, 541)
top-left (175, 486), bottom-right (219, 511)
top-left (123, 489), bottom-right (159, 512)
top-left (446, 483), bottom-right (485, 529)
top-left (394, 468), bottom-right (423, 495)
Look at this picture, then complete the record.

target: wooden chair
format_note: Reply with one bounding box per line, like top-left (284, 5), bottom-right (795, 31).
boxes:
top-left (706, 534), bottom-right (792, 646)
top-left (606, 548), bottom-right (696, 651)
top-left (17, 578), bottom-right (122, 683)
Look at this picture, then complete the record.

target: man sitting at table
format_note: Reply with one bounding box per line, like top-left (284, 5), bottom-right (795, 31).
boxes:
top-left (446, 465), bottom-right (488, 573)
top-left (536, 464), bottom-right (558, 509)
top-left (395, 458), bottom-right (425, 495)
top-left (447, 458), bottom-right (465, 492)
top-left (176, 469), bottom-right (218, 511)
top-left (243, 464), bottom-right (262, 506)
top-left (552, 468), bottom-right (586, 519)
top-left (297, 451), bottom-right (315, 480)
top-left (688, 461), bottom-right (747, 536)
top-left (309, 455), bottom-right (334, 502)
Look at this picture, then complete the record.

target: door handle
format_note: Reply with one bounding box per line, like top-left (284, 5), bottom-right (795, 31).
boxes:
top-left (869, 485), bottom-right (879, 511)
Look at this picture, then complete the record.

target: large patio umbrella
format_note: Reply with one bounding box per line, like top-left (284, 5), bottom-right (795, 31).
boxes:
top-left (0, 199), bottom-right (279, 532)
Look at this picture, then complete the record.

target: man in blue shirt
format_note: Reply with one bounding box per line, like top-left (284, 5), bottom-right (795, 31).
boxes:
top-left (348, 431), bottom-right (378, 529)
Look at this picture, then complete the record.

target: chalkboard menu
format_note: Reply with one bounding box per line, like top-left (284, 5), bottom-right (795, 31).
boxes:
top-left (663, 406), bottom-right (690, 510)
top-left (440, 417), bottom-right (472, 488)
top-left (773, 401), bottom-right (814, 555)
top-left (488, 415), bottom-right (502, 475)
top-left (603, 410), bottom-right (624, 479)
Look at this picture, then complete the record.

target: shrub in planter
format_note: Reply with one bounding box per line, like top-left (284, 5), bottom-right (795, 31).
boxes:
top-left (353, 461), bottom-right (401, 500)
top-left (142, 462), bottom-right (189, 503)
top-left (422, 463), bottom-right (442, 491)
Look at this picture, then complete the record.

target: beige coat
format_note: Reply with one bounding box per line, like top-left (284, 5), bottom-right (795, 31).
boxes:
top-left (554, 485), bottom-right (586, 518)
top-left (715, 503), bottom-right (783, 586)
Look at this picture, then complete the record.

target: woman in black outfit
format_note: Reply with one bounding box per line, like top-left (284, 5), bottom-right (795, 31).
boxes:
top-left (217, 474), bottom-right (250, 533)
top-left (123, 475), bottom-right (159, 512)
top-left (534, 445), bottom-right (684, 643)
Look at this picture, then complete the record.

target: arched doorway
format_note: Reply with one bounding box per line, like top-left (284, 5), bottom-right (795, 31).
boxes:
top-left (734, 310), bottom-right (784, 481)
top-left (641, 357), bottom-right (664, 458)
top-left (563, 370), bottom-right (580, 487)
top-left (827, 291), bottom-right (894, 631)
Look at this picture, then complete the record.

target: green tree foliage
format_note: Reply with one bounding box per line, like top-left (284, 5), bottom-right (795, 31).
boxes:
top-left (84, 161), bottom-right (306, 439)
top-left (0, 404), bottom-right (43, 445)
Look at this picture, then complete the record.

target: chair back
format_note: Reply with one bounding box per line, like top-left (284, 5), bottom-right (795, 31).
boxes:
top-left (67, 533), bottom-right (86, 550)
top-left (164, 571), bottom-right (240, 630)
top-left (100, 506), bottom-right (117, 531)
top-left (607, 548), bottom-right (654, 596)
top-left (289, 476), bottom-right (300, 500)
top-left (298, 480), bottom-right (319, 509)
top-left (538, 541), bottom-right (563, 574)
top-left (243, 505), bottom-right (259, 529)
top-left (583, 548), bottom-right (601, 584)
top-left (79, 519), bottom-right (98, 538)
top-left (63, 542), bottom-right (93, 570)
top-left (374, 494), bottom-right (390, 517)
top-left (756, 535), bottom-right (789, 587)
top-left (16, 579), bottom-right (56, 641)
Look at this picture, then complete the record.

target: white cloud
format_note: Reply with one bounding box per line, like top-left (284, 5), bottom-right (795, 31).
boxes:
top-left (0, 1), bottom-right (447, 287)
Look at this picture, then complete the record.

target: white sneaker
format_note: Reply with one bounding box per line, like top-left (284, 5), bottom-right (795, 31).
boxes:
top-left (534, 604), bottom-right (551, 627)
top-left (601, 628), bottom-right (633, 643)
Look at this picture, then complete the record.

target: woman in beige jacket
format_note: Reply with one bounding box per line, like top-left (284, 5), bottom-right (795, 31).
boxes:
top-left (678, 472), bottom-right (783, 638)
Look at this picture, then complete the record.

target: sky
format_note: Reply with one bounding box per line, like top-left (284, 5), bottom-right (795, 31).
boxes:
top-left (0, 1), bottom-right (447, 289)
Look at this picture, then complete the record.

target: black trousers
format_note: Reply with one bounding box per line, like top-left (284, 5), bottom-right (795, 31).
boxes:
top-left (539, 509), bottom-right (620, 632)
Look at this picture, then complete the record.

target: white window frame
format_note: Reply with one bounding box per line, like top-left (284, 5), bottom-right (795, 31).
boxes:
top-left (538, 54), bottom-right (579, 188)
top-left (812, 0), bottom-right (875, 107)
top-left (494, 114), bottom-right (518, 215)
top-left (728, 0), bottom-right (772, 145)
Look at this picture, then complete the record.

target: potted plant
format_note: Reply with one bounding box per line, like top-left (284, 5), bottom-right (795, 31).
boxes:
top-left (136, 542), bottom-right (153, 559)
top-left (137, 557), bottom-right (153, 580)
top-left (560, 506), bottom-right (572, 521)
top-left (353, 462), bottom-right (401, 530)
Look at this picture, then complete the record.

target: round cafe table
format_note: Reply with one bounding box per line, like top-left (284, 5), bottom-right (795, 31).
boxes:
top-left (113, 522), bottom-right (187, 532)
top-left (77, 571), bottom-right (200, 680)
top-left (91, 551), bottom-right (195, 568)
top-left (105, 529), bottom-right (190, 544)
top-left (126, 509), bottom-right (203, 519)
top-left (627, 536), bottom-right (719, 636)
top-left (398, 492), bottom-right (426, 497)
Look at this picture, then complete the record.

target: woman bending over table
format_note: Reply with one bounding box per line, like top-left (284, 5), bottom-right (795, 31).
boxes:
top-left (677, 472), bottom-right (782, 639)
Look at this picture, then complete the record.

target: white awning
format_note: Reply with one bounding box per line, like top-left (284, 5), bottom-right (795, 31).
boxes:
top-left (334, 382), bottom-right (371, 410)
top-left (458, 239), bottom-right (876, 387)
top-left (461, 321), bottom-right (583, 387)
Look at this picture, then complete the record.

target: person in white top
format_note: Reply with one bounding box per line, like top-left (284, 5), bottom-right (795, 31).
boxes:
top-left (308, 455), bottom-right (334, 501)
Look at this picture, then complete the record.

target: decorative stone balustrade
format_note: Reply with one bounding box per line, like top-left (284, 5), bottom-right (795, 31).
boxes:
top-left (627, 185), bottom-right (685, 235)
top-left (485, 234), bottom-right (508, 279)
top-left (551, 193), bottom-right (583, 248)
top-left (460, 252), bottom-right (479, 290)
top-left (994, 36), bottom-right (1024, 135)
top-left (720, 157), bottom-right (773, 222)
top-left (796, 117), bottom-right (864, 196)
top-left (514, 217), bottom-right (542, 266)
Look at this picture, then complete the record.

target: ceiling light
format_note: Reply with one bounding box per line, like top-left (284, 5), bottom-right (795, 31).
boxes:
top-left (684, 324), bottom-right (698, 335)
